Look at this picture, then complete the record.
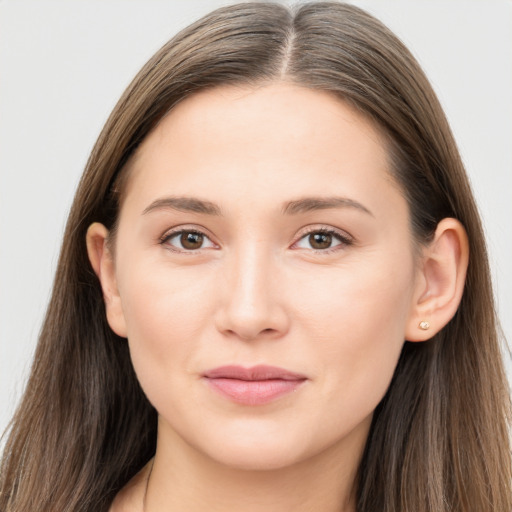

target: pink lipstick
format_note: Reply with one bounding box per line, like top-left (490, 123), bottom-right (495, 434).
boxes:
top-left (203, 365), bottom-right (307, 405)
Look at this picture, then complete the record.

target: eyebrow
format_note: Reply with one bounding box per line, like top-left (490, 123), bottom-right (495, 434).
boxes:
top-left (142, 197), bottom-right (222, 216)
top-left (142, 195), bottom-right (373, 217)
top-left (281, 196), bottom-right (374, 217)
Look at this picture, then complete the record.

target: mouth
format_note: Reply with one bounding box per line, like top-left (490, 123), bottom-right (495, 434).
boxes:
top-left (202, 365), bottom-right (308, 405)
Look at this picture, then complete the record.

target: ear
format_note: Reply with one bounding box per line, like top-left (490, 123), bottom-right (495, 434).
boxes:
top-left (86, 222), bottom-right (127, 338)
top-left (405, 218), bottom-right (469, 342)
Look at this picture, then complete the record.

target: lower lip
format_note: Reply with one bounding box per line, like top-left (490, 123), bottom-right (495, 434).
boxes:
top-left (205, 377), bottom-right (306, 405)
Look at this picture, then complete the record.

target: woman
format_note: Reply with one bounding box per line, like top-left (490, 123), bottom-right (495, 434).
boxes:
top-left (1, 2), bottom-right (510, 511)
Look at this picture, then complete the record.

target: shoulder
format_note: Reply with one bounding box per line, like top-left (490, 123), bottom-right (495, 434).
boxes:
top-left (109, 460), bottom-right (153, 512)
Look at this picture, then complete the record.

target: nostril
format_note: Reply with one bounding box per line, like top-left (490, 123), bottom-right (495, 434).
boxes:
top-left (213, 279), bottom-right (290, 341)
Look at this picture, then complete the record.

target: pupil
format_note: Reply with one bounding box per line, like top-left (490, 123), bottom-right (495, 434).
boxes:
top-left (310, 232), bottom-right (332, 249)
top-left (181, 232), bottom-right (203, 249)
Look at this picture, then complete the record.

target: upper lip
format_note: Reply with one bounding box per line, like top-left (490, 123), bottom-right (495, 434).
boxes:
top-left (203, 365), bottom-right (307, 381)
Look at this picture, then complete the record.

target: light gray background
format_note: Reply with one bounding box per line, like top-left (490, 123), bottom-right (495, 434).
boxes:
top-left (1, 0), bottom-right (511, 435)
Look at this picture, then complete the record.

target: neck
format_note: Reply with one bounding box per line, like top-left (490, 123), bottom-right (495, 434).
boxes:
top-left (142, 416), bottom-right (369, 512)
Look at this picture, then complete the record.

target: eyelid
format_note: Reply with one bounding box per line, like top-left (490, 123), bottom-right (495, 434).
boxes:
top-left (159, 225), bottom-right (219, 253)
top-left (291, 225), bottom-right (354, 252)
top-left (158, 224), bottom-right (354, 254)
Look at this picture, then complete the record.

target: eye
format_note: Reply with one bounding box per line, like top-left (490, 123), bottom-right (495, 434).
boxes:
top-left (293, 228), bottom-right (352, 252)
top-left (161, 229), bottom-right (216, 252)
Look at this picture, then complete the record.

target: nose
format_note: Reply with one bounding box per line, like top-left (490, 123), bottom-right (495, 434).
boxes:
top-left (214, 245), bottom-right (290, 341)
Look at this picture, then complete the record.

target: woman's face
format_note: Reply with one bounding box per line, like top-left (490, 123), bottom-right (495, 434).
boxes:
top-left (107, 83), bottom-right (422, 470)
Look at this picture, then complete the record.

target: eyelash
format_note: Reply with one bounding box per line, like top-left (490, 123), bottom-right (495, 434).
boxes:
top-left (292, 227), bottom-right (353, 254)
top-left (159, 228), bottom-right (216, 254)
top-left (159, 226), bottom-right (353, 254)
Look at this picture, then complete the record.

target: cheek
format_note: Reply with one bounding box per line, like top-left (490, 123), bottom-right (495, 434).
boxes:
top-left (297, 255), bottom-right (413, 338)
top-left (295, 256), bottom-right (415, 402)
top-left (117, 264), bottom-right (214, 402)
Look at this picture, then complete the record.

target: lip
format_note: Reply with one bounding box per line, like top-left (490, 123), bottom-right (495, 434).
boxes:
top-left (203, 365), bottom-right (307, 405)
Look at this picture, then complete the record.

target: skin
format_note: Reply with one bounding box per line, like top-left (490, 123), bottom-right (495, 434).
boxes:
top-left (87, 82), bottom-right (468, 511)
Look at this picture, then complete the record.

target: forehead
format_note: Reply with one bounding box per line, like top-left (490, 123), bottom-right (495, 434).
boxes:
top-left (121, 82), bottom-right (400, 214)
top-left (145, 82), bottom-right (387, 160)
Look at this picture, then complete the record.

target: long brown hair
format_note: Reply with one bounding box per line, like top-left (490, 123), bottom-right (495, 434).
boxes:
top-left (1, 2), bottom-right (510, 511)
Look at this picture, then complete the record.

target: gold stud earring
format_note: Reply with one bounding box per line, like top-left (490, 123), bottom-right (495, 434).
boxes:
top-left (419, 320), bottom-right (430, 330)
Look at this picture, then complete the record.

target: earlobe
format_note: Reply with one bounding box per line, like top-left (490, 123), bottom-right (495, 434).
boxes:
top-left (406, 218), bottom-right (469, 342)
top-left (86, 223), bottom-right (127, 338)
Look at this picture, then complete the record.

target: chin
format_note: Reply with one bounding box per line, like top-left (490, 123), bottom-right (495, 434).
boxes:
top-left (189, 418), bottom-right (323, 472)
top-left (204, 441), bottom-right (305, 471)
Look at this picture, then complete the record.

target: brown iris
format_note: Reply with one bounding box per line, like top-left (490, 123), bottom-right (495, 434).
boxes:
top-left (181, 231), bottom-right (204, 250)
top-left (309, 232), bottom-right (332, 249)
